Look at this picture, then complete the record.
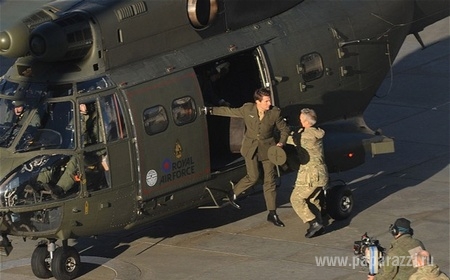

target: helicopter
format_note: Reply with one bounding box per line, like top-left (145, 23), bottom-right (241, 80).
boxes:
top-left (0, 0), bottom-right (448, 279)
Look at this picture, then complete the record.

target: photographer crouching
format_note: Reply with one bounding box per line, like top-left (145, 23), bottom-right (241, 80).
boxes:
top-left (367, 218), bottom-right (425, 280)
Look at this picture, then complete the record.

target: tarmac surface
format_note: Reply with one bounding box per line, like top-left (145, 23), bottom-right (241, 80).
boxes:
top-left (0, 1), bottom-right (449, 279)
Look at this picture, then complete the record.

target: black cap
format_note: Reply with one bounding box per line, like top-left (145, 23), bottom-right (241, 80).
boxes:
top-left (394, 218), bottom-right (411, 233)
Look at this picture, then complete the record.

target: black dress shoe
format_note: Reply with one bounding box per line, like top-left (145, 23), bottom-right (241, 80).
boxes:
top-left (267, 213), bottom-right (285, 227)
top-left (227, 191), bottom-right (241, 209)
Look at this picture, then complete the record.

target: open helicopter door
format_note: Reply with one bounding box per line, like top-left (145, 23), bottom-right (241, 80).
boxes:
top-left (194, 46), bottom-right (273, 173)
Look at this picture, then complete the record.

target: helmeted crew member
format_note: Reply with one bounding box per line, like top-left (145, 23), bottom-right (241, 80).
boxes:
top-left (10, 99), bottom-right (40, 127)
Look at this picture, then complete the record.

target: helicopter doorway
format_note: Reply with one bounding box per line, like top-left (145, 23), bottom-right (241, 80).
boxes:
top-left (194, 47), bottom-right (271, 172)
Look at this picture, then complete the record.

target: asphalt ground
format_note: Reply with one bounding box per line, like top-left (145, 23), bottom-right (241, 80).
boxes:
top-left (0, 1), bottom-right (449, 279)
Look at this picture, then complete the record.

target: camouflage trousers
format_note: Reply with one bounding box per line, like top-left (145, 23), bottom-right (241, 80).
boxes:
top-left (290, 164), bottom-right (328, 223)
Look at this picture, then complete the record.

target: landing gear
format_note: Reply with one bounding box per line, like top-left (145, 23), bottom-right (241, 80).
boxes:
top-left (51, 246), bottom-right (80, 280)
top-left (31, 244), bottom-right (52, 278)
top-left (31, 239), bottom-right (81, 280)
top-left (324, 180), bottom-right (354, 220)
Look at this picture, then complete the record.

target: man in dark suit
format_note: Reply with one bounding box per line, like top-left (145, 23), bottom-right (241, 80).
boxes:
top-left (209, 88), bottom-right (289, 226)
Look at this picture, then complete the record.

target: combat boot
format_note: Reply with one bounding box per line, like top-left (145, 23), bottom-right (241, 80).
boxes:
top-left (305, 220), bottom-right (323, 238)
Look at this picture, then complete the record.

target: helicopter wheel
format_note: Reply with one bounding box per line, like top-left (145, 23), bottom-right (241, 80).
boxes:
top-left (325, 184), bottom-right (353, 220)
top-left (31, 244), bottom-right (53, 279)
top-left (51, 246), bottom-right (80, 280)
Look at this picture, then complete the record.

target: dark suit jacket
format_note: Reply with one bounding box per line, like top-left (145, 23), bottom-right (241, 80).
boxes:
top-left (212, 103), bottom-right (289, 160)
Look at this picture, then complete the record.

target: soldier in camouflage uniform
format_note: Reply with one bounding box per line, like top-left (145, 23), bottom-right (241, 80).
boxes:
top-left (287, 108), bottom-right (327, 238)
top-left (368, 218), bottom-right (426, 280)
top-left (409, 250), bottom-right (449, 280)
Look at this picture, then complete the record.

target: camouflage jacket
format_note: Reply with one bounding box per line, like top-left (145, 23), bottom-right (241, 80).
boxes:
top-left (409, 265), bottom-right (449, 280)
top-left (287, 126), bottom-right (328, 187)
top-left (375, 234), bottom-right (425, 280)
top-left (286, 126), bottom-right (325, 166)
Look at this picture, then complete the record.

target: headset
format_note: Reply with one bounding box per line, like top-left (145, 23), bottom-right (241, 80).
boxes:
top-left (389, 223), bottom-right (413, 236)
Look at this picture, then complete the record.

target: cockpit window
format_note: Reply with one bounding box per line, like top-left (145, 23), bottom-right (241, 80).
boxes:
top-left (172, 96), bottom-right (196, 126)
top-left (79, 100), bottom-right (103, 146)
top-left (0, 98), bottom-right (75, 150)
top-left (0, 154), bottom-right (81, 207)
top-left (0, 77), bottom-right (73, 97)
top-left (99, 94), bottom-right (127, 142)
top-left (0, 78), bottom-right (19, 96)
top-left (0, 98), bottom-right (41, 148)
top-left (47, 84), bottom-right (73, 97)
top-left (41, 101), bottom-right (75, 149)
top-left (76, 76), bottom-right (112, 94)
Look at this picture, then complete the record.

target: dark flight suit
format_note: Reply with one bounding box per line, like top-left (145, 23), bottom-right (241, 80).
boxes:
top-left (211, 103), bottom-right (289, 211)
top-left (287, 126), bottom-right (328, 224)
top-left (375, 234), bottom-right (425, 280)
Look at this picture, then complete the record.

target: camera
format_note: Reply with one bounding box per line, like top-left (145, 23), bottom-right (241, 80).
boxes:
top-left (354, 232), bottom-right (384, 256)
top-left (354, 232), bottom-right (385, 275)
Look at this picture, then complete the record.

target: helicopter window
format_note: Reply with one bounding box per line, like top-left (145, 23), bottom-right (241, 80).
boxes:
top-left (41, 101), bottom-right (74, 149)
top-left (172, 96), bottom-right (196, 126)
top-left (79, 100), bottom-right (104, 146)
top-left (26, 83), bottom-right (47, 107)
top-left (0, 82), bottom-right (42, 112)
top-left (0, 98), bottom-right (20, 147)
top-left (76, 76), bottom-right (112, 94)
top-left (143, 106), bottom-right (168, 135)
top-left (299, 52), bottom-right (324, 82)
top-left (0, 83), bottom-right (42, 148)
top-left (17, 65), bottom-right (33, 77)
top-left (99, 94), bottom-right (127, 142)
top-left (0, 97), bottom-right (41, 148)
top-left (0, 155), bottom-right (81, 207)
top-left (47, 83), bottom-right (73, 97)
top-left (0, 98), bottom-right (10, 126)
top-left (14, 101), bottom-right (74, 152)
top-left (0, 78), bottom-right (19, 96)
top-left (35, 155), bottom-right (81, 199)
top-left (83, 149), bottom-right (111, 192)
